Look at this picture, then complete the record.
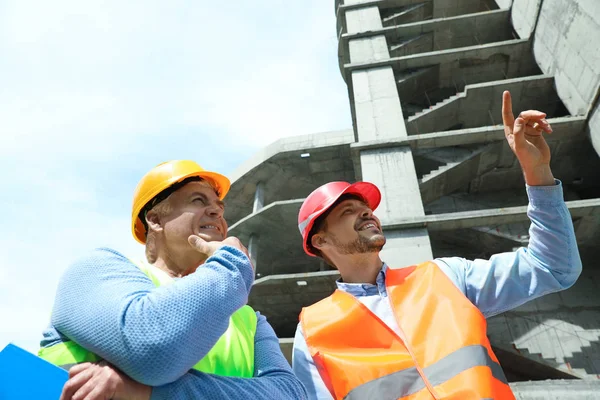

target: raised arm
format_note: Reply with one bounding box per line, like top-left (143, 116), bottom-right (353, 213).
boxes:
top-left (435, 180), bottom-right (582, 317)
top-left (434, 91), bottom-right (582, 317)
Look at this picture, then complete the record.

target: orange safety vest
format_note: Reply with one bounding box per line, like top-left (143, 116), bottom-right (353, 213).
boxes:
top-left (300, 261), bottom-right (514, 400)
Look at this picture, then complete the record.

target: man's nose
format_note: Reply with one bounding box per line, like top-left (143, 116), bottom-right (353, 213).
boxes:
top-left (360, 207), bottom-right (373, 218)
top-left (208, 204), bottom-right (224, 217)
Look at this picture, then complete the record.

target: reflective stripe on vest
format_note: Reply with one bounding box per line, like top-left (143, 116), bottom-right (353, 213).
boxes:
top-left (39, 260), bottom-right (257, 378)
top-left (300, 261), bottom-right (515, 400)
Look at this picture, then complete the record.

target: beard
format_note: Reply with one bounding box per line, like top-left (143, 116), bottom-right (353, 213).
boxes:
top-left (330, 232), bottom-right (385, 255)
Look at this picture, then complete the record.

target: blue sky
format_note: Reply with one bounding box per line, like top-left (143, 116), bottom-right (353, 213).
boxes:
top-left (0, 1), bottom-right (351, 352)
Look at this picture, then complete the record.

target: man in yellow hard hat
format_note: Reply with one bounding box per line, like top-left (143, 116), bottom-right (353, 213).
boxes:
top-left (38, 160), bottom-right (307, 399)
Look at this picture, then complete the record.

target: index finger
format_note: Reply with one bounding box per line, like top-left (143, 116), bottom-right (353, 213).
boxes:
top-left (501, 90), bottom-right (514, 129)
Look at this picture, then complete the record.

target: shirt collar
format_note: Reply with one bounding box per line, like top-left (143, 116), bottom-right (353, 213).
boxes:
top-left (336, 263), bottom-right (389, 297)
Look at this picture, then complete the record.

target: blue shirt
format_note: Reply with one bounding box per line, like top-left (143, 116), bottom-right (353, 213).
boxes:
top-left (292, 181), bottom-right (582, 399)
top-left (40, 246), bottom-right (307, 399)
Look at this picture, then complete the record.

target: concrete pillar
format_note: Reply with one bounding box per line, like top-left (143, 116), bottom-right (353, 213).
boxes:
top-left (319, 260), bottom-right (328, 272)
top-left (253, 182), bottom-right (265, 213)
top-left (344, 4), bottom-right (433, 267)
top-left (361, 148), bottom-right (433, 266)
top-left (248, 234), bottom-right (259, 277)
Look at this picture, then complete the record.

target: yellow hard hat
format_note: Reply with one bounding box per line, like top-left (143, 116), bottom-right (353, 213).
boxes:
top-left (131, 160), bottom-right (231, 244)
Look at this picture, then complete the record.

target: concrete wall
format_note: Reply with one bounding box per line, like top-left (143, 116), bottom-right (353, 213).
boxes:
top-left (432, 0), bottom-right (496, 19)
top-left (533, 0), bottom-right (600, 116)
top-left (508, 0), bottom-right (600, 155)
top-left (509, 0), bottom-right (600, 117)
top-left (495, 0), bottom-right (512, 8)
top-left (511, 0), bottom-right (542, 38)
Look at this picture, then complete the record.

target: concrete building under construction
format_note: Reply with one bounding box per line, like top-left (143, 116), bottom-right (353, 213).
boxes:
top-left (225, 0), bottom-right (600, 397)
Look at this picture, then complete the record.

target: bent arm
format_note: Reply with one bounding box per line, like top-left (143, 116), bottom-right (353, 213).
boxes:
top-left (150, 314), bottom-right (307, 399)
top-left (51, 246), bottom-right (253, 385)
top-left (435, 180), bottom-right (582, 317)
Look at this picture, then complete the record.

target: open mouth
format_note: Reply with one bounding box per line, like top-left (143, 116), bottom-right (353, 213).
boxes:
top-left (357, 220), bottom-right (380, 232)
top-left (198, 224), bottom-right (221, 234)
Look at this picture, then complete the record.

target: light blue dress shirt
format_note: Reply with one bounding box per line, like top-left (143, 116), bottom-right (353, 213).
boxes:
top-left (292, 181), bottom-right (582, 399)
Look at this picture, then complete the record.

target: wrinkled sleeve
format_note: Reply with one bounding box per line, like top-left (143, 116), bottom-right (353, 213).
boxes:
top-left (292, 324), bottom-right (333, 400)
top-left (51, 246), bottom-right (254, 385)
top-left (435, 180), bottom-right (582, 317)
top-left (150, 313), bottom-right (307, 399)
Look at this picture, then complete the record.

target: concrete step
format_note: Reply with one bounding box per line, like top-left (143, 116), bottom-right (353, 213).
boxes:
top-left (406, 75), bottom-right (557, 135)
top-left (382, 3), bottom-right (427, 27)
top-left (418, 144), bottom-right (498, 204)
top-left (418, 161), bottom-right (460, 183)
top-left (390, 34), bottom-right (428, 52)
top-left (419, 145), bottom-right (488, 184)
top-left (409, 91), bottom-right (466, 122)
top-left (473, 222), bottom-right (530, 244)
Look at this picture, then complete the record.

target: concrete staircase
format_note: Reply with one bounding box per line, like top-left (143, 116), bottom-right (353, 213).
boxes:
top-left (411, 92), bottom-right (464, 119)
top-left (474, 222), bottom-right (530, 245)
top-left (417, 144), bottom-right (498, 203)
top-left (406, 75), bottom-right (561, 135)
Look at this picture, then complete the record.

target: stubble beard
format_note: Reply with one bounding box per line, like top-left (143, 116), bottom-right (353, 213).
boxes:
top-left (331, 233), bottom-right (385, 255)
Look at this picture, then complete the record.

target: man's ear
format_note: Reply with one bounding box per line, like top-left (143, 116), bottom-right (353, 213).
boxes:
top-left (146, 210), bottom-right (163, 233)
top-left (311, 232), bottom-right (327, 251)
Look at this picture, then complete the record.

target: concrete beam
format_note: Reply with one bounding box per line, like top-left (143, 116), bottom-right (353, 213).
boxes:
top-left (229, 199), bottom-right (302, 237)
top-left (225, 130), bottom-right (355, 226)
top-left (250, 271), bottom-right (340, 337)
top-left (229, 130), bottom-right (354, 184)
top-left (384, 198), bottom-right (600, 231)
top-left (340, 9), bottom-right (511, 63)
top-left (350, 115), bottom-right (587, 152)
top-left (229, 200), bottom-right (321, 276)
top-left (344, 38), bottom-right (530, 74)
top-left (510, 380), bottom-right (600, 399)
top-left (230, 196), bottom-right (600, 272)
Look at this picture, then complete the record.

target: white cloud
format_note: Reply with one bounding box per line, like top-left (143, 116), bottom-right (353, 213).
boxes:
top-left (0, 1), bottom-right (351, 352)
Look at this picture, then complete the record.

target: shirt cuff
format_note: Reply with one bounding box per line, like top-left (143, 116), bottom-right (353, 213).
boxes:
top-left (526, 179), bottom-right (563, 205)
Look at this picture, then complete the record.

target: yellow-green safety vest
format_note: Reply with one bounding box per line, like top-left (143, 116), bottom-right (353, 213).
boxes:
top-left (38, 260), bottom-right (257, 378)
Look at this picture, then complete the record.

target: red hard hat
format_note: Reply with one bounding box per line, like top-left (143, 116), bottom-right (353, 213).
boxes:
top-left (298, 181), bottom-right (381, 256)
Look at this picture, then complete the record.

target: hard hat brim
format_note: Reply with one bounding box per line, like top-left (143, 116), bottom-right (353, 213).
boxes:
top-left (303, 181), bottom-right (381, 257)
top-left (132, 170), bottom-right (231, 245)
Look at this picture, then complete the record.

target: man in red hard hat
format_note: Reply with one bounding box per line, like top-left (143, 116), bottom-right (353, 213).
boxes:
top-left (292, 92), bottom-right (583, 399)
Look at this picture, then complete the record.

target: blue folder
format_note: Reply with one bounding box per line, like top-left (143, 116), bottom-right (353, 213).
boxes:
top-left (0, 343), bottom-right (68, 399)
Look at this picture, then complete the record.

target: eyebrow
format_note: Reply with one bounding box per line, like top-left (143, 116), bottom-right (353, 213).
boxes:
top-left (190, 192), bottom-right (225, 208)
top-left (337, 202), bottom-right (355, 214)
top-left (338, 199), bottom-right (367, 213)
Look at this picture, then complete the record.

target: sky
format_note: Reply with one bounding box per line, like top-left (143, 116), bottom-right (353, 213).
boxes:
top-left (0, 0), bottom-right (351, 352)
